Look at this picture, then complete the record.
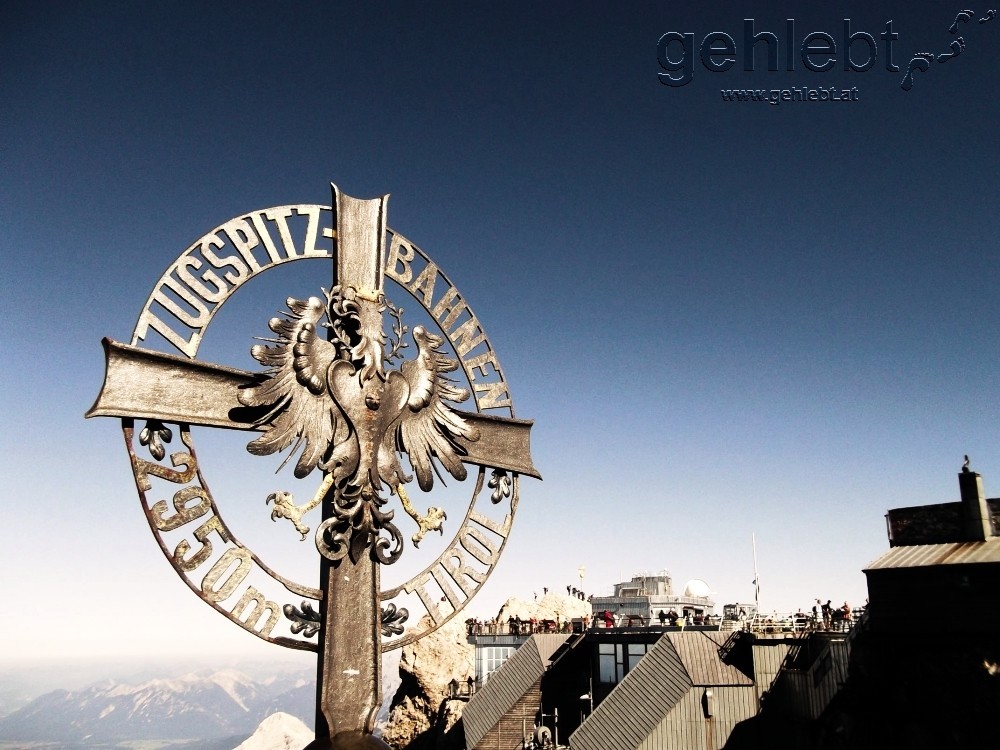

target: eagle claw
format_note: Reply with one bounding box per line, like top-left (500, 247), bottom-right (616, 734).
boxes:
top-left (397, 485), bottom-right (447, 547)
top-left (266, 491), bottom-right (311, 540)
top-left (411, 506), bottom-right (447, 548)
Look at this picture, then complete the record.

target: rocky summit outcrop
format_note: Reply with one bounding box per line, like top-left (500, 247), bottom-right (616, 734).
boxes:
top-left (381, 617), bottom-right (473, 749)
top-left (235, 711), bottom-right (313, 750)
top-left (381, 594), bottom-right (591, 749)
top-left (495, 592), bottom-right (591, 625)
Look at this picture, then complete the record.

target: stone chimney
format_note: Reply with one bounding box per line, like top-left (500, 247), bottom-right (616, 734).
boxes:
top-left (958, 468), bottom-right (991, 541)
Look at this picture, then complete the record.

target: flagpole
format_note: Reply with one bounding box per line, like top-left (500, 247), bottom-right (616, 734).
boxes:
top-left (752, 533), bottom-right (759, 616)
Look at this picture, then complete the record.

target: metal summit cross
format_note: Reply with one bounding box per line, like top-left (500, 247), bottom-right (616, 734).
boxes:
top-left (88, 185), bottom-right (539, 749)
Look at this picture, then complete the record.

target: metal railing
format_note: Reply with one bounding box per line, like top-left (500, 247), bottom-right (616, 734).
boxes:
top-left (743, 610), bottom-right (862, 635)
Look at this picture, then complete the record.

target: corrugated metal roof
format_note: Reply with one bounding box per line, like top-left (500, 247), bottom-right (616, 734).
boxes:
top-left (865, 538), bottom-right (1000, 570)
top-left (666, 631), bottom-right (754, 687)
top-left (752, 641), bottom-right (792, 692)
top-left (534, 632), bottom-right (569, 665)
top-left (462, 634), bottom-right (568, 748)
top-left (570, 634), bottom-right (690, 750)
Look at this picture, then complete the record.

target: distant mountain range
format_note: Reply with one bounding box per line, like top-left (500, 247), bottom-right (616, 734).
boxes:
top-left (0, 668), bottom-right (313, 749)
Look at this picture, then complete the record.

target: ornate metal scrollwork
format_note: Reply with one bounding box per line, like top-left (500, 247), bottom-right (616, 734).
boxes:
top-left (284, 599), bottom-right (408, 639)
top-left (284, 601), bottom-right (321, 638)
top-left (380, 603), bottom-right (409, 637)
top-left (488, 469), bottom-right (511, 503)
top-left (383, 299), bottom-right (409, 365)
top-left (316, 489), bottom-right (403, 565)
top-left (139, 419), bottom-right (172, 460)
top-left (323, 284), bottom-right (386, 384)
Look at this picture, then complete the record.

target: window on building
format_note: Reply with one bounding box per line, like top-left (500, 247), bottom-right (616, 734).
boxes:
top-left (477, 646), bottom-right (516, 684)
top-left (598, 642), bottom-right (649, 685)
top-left (627, 643), bottom-right (647, 672)
top-left (598, 643), bottom-right (616, 683)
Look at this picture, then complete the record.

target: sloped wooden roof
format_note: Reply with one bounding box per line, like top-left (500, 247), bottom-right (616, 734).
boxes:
top-left (570, 632), bottom-right (754, 750)
top-left (752, 640), bottom-right (793, 691)
top-left (865, 538), bottom-right (1000, 570)
top-left (462, 634), bottom-right (568, 748)
top-left (569, 634), bottom-right (689, 750)
top-left (666, 631), bottom-right (754, 687)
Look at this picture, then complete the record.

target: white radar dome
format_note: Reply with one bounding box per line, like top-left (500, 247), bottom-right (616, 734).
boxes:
top-left (683, 579), bottom-right (712, 598)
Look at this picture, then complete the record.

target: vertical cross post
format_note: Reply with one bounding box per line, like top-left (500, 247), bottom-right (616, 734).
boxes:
top-left (314, 537), bottom-right (384, 747)
top-left (309, 187), bottom-right (390, 749)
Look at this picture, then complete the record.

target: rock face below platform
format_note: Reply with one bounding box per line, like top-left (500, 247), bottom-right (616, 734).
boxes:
top-left (381, 617), bottom-right (473, 749)
top-left (381, 594), bottom-right (591, 748)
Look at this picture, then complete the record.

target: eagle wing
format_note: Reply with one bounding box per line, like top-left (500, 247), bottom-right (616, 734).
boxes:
top-left (395, 325), bottom-right (481, 492)
top-left (238, 296), bottom-right (342, 478)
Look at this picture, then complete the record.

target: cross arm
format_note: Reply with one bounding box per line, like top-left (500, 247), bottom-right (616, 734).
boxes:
top-left (86, 339), bottom-right (540, 479)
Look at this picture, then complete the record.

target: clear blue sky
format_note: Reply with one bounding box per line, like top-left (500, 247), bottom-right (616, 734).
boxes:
top-left (1, 2), bottom-right (997, 664)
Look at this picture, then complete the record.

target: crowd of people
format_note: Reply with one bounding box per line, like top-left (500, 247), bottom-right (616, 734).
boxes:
top-left (464, 582), bottom-right (595, 636)
top-left (750, 599), bottom-right (864, 634)
top-left (464, 609), bottom-right (727, 636)
top-left (797, 599), bottom-right (859, 631)
top-left (462, 588), bottom-right (864, 638)
top-left (565, 585), bottom-right (588, 600)
top-left (531, 585), bottom-right (590, 601)
top-left (465, 615), bottom-right (584, 636)
top-left (653, 609), bottom-right (717, 627)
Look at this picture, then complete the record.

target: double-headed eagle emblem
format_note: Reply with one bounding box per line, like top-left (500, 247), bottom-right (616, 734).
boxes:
top-left (238, 286), bottom-right (479, 564)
